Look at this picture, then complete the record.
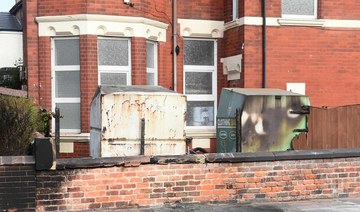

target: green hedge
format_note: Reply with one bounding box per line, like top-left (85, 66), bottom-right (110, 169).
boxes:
top-left (0, 95), bottom-right (40, 156)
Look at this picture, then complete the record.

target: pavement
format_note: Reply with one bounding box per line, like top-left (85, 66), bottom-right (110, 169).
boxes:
top-left (101, 198), bottom-right (360, 212)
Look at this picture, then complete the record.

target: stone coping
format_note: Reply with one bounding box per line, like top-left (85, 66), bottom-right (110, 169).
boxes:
top-left (56, 148), bottom-right (360, 170)
top-left (0, 156), bottom-right (35, 165)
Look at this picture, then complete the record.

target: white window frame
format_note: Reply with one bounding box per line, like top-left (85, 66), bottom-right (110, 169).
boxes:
top-left (51, 37), bottom-right (81, 134)
top-left (146, 40), bottom-right (158, 85)
top-left (97, 37), bottom-right (132, 86)
top-left (282, 0), bottom-right (318, 20)
top-left (183, 38), bottom-right (217, 130)
top-left (232, 0), bottom-right (239, 20)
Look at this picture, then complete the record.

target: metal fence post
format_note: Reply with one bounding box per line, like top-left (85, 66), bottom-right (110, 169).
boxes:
top-left (55, 107), bottom-right (60, 159)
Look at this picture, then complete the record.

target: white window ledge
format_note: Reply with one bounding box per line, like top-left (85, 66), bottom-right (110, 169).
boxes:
top-left (186, 128), bottom-right (216, 139)
top-left (50, 133), bottom-right (90, 141)
top-left (224, 19), bottom-right (242, 31)
top-left (278, 19), bottom-right (325, 27)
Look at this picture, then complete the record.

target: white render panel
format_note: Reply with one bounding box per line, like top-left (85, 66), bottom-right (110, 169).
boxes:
top-left (36, 14), bottom-right (168, 42)
top-left (0, 32), bottom-right (23, 68)
top-left (95, 92), bottom-right (186, 157)
top-left (59, 142), bottom-right (74, 153)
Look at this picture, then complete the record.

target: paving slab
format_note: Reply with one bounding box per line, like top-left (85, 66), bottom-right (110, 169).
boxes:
top-left (93, 198), bottom-right (360, 212)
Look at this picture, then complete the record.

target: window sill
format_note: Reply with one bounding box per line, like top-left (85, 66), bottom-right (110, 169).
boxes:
top-left (224, 19), bottom-right (242, 31)
top-left (278, 19), bottom-right (325, 27)
top-left (50, 133), bottom-right (90, 142)
top-left (186, 128), bottom-right (216, 139)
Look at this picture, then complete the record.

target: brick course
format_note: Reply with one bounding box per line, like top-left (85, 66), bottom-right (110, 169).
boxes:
top-left (0, 157), bottom-right (36, 211)
top-left (36, 157), bottom-right (360, 211)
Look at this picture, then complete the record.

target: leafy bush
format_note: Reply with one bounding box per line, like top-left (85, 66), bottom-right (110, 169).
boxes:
top-left (0, 95), bottom-right (40, 156)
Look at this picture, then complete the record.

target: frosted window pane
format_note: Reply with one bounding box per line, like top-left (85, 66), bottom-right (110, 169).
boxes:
top-left (187, 101), bottom-right (214, 126)
top-left (56, 103), bottom-right (80, 130)
top-left (146, 43), bottom-right (155, 68)
top-left (147, 73), bottom-right (154, 85)
top-left (55, 71), bottom-right (80, 98)
top-left (55, 39), bottom-right (80, 65)
top-left (98, 39), bottom-right (129, 66)
top-left (100, 73), bottom-right (127, 85)
top-left (282, 0), bottom-right (315, 16)
top-left (185, 72), bottom-right (212, 94)
top-left (184, 40), bottom-right (214, 66)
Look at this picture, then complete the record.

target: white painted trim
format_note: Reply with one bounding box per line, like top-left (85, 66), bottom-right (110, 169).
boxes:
top-left (323, 20), bottom-right (360, 28)
top-left (178, 19), bottom-right (224, 38)
top-left (224, 17), bottom-right (360, 30)
top-left (186, 129), bottom-right (216, 139)
top-left (0, 31), bottom-right (22, 35)
top-left (36, 14), bottom-right (168, 42)
top-left (51, 133), bottom-right (90, 140)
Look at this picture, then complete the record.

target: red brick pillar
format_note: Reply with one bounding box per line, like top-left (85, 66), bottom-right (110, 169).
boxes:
top-left (24, 0), bottom-right (39, 104)
top-left (38, 37), bottom-right (52, 110)
top-left (131, 37), bottom-right (147, 85)
top-left (80, 35), bottom-right (98, 133)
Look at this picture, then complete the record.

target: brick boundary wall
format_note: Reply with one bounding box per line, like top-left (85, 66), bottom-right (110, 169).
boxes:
top-left (0, 156), bottom-right (36, 211)
top-left (35, 150), bottom-right (360, 211)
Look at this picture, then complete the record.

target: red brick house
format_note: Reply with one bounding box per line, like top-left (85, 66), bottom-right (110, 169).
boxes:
top-left (22, 0), bottom-right (360, 155)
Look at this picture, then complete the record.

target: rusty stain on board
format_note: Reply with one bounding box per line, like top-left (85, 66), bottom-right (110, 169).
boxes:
top-left (90, 86), bottom-right (187, 157)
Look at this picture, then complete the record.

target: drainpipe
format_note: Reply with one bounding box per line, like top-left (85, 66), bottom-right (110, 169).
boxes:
top-left (262, 0), bottom-right (267, 88)
top-left (173, 0), bottom-right (177, 92)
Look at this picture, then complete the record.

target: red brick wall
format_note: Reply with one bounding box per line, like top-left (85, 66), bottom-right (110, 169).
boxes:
top-left (243, 25), bottom-right (360, 107)
top-left (319, 0), bottom-right (360, 19)
top-left (243, 26), bottom-right (263, 88)
top-left (131, 37), bottom-right (147, 85)
top-left (38, 36), bottom-right (51, 110)
top-left (36, 157), bottom-right (360, 211)
top-left (37, 0), bottom-right (170, 23)
top-left (224, 0), bottom-right (245, 23)
top-left (24, 0), bottom-right (39, 104)
top-left (0, 160), bottom-right (36, 211)
top-left (80, 35), bottom-right (99, 132)
top-left (244, 0), bottom-right (281, 17)
top-left (59, 142), bottom-right (90, 158)
top-left (177, 1), bottom-right (224, 20)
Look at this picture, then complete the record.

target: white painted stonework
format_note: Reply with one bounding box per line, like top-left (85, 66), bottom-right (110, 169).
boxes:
top-left (36, 14), bottom-right (168, 42)
top-left (224, 16), bottom-right (360, 31)
top-left (178, 19), bottom-right (224, 38)
top-left (0, 32), bottom-right (23, 68)
top-left (221, 54), bottom-right (242, 81)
